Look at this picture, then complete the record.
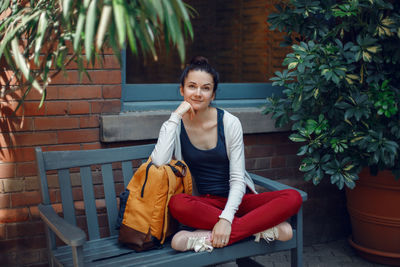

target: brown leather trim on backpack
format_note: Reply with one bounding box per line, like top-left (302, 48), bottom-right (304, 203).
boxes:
top-left (118, 224), bottom-right (160, 252)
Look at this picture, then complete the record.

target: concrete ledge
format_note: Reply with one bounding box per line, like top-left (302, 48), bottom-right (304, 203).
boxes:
top-left (100, 107), bottom-right (290, 142)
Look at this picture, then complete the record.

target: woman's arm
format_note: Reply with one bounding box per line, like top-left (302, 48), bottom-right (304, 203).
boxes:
top-left (212, 114), bottom-right (246, 247)
top-left (151, 101), bottom-right (194, 167)
top-left (219, 115), bottom-right (247, 223)
top-left (150, 112), bottom-right (181, 167)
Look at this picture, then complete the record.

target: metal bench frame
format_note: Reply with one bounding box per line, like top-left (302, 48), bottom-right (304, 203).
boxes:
top-left (36, 144), bottom-right (307, 267)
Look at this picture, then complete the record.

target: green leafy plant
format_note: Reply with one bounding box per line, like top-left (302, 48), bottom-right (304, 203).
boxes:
top-left (264, 0), bottom-right (400, 189)
top-left (0, 0), bottom-right (194, 109)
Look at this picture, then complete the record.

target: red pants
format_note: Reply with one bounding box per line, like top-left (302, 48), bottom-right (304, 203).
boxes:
top-left (168, 189), bottom-right (302, 245)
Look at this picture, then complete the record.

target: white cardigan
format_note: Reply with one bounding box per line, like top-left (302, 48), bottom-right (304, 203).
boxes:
top-left (150, 110), bottom-right (256, 224)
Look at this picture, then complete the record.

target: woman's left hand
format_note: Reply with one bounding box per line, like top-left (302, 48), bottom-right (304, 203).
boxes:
top-left (211, 218), bottom-right (231, 248)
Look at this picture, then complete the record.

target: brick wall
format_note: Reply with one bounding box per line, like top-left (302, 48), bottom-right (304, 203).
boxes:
top-left (0, 45), bottom-right (121, 265)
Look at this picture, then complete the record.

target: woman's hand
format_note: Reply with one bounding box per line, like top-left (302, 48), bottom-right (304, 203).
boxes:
top-left (211, 218), bottom-right (231, 248)
top-left (174, 101), bottom-right (195, 120)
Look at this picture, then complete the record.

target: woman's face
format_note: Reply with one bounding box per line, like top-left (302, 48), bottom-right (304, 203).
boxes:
top-left (180, 70), bottom-right (215, 111)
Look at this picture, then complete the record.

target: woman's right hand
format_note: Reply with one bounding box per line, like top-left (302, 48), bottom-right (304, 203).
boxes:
top-left (175, 101), bottom-right (195, 120)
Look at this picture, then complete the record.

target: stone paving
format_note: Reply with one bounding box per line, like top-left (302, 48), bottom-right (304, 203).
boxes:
top-left (215, 239), bottom-right (390, 267)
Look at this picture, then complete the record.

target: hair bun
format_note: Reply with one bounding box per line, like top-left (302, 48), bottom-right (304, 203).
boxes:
top-left (190, 56), bottom-right (209, 66)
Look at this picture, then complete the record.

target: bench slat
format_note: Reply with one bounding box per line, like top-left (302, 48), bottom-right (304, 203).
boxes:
top-left (43, 144), bottom-right (155, 170)
top-left (52, 234), bottom-right (297, 267)
top-left (101, 163), bottom-right (119, 236)
top-left (80, 166), bottom-right (100, 240)
top-left (121, 161), bottom-right (134, 188)
top-left (58, 169), bottom-right (77, 226)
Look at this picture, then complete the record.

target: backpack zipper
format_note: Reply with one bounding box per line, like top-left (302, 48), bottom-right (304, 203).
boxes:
top-left (141, 162), bottom-right (154, 198)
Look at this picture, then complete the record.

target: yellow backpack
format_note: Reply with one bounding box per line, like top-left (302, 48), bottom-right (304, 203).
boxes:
top-left (118, 158), bottom-right (192, 251)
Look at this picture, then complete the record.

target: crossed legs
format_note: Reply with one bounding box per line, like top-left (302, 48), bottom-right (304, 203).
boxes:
top-left (168, 189), bottom-right (302, 245)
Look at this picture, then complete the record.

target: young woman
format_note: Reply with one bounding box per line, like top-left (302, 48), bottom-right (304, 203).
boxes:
top-left (150, 56), bottom-right (302, 252)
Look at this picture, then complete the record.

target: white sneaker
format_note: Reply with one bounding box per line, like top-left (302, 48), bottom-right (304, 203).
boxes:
top-left (254, 221), bottom-right (293, 243)
top-left (171, 230), bottom-right (213, 252)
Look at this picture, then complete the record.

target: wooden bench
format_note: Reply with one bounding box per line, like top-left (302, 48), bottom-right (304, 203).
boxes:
top-left (36, 144), bottom-right (307, 267)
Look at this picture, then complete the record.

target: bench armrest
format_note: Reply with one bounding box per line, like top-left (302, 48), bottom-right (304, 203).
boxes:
top-left (249, 173), bottom-right (308, 201)
top-left (39, 204), bottom-right (86, 247)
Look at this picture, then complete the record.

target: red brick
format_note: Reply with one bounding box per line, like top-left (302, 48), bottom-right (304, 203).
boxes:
top-left (0, 70), bottom-right (18, 86)
top-left (15, 250), bottom-right (42, 265)
top-left (20, 102), bottom-right (46, 116)
top-left (25, 86), bottom-right (58, 101)
top-left (271, 156), bottom-right (286, 168)
top-left (0, 224), bottom-right (5, 240)
top-left (68, 101), bottom-right (91, 115)
top-left (51, 70), bottom-right (121, 85)
top-left (59, 85), bottom-right (102, 99)
top-left (34, 117), bottom-right (79, 130)
top-left (103, 85), bottom-right (122, 99)
top-left (244, 133), bottom-right (290, 146)
top-left (0, 235), bottom-right (46, 252)
top-left (0, 101), bottom-right (23, 117)
top-left (79, 115), bottom-right (99, 128)
top-left (0, 147), bottom-right (34, 164)
top-left (0, 163), bottom-right (16, 178)
top-left (101, 55), bottom-right (120, 69)
top-left (91, 100), bottom-right (121, 114)
top-left (67, 55), bottom-right (120, 70)
top-left (13, 147), bottom-right (36, 162)
top-left (81, 143), bottom-right (102, 150)
top-left (42, 144), bottom-right (81, 152)
top-left (11, 191), bottom-right (42, 208)
top-left (29, 205), bottom-right (40, 220)
top-left (6, 221), bottom-right (44, 238)
top-left (0, 207), bottom-right (29, 223)
top-left (12, 132), bottom-right (57, 147)
top-left (57, 129), bottom-right (99, 144)
top-left (0, 131), bottom-right (10, 147)
top-left (275, 143), bottom-right (301, 156)
top-left (245, 145), bottom-right (275, 158)
top-left (0, 194), bottom-right (10, 209)
top-left (16, 162), bottom-right (37, 177)
top-left (45, 101), bottom-right (68, 115)
top-left (0, 117), bottom-right (34, 132)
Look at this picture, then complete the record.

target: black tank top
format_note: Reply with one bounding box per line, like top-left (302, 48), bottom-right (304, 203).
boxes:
top-left (180, 108), bottom-right (230, 197)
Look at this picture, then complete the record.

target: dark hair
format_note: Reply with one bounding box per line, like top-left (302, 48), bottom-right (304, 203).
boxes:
top-left (179, 56), bottom-right (219, 93)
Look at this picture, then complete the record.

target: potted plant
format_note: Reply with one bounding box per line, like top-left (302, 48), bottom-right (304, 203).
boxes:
top-left (264, 0), bottom-right (400, 265)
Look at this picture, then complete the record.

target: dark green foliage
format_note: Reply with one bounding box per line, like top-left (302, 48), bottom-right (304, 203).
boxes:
top-left (264, 0), bottom-right (400, 189)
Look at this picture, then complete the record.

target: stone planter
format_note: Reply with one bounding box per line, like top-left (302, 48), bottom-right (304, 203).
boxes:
top-left (346, 168), bottom-right (400, 266)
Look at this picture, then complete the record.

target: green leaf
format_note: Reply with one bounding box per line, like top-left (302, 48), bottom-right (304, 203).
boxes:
top-left (113, 0), bottom-right (126, 47)
top-left (96, 4), bottom-right (112, 49)
top-left (11, 37), bottom-right (43, 94)
top-left (34, 11), bottom-right (48, 65)
top-left (74, 0), bottom-right (91, 51)
top-left (305, 119), bottom-right (318, 135)
top-left (289, 133), bottom-right (307, 142)
top-left (0, 10), bottom-right (42, 59)
top-left (63, 0), bottom-right (73, 18)
top-left (85, 0), bottom-right (97, 61)
top-left (297, 145), bottom-right (309, 156)
top-left (0, 0), bottom-right (10, 13)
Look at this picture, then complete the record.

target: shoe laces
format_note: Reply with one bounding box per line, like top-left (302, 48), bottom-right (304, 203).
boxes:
top-left (254, 226), bottom-right (278, 243)
top-left (187, 236), bottom-right (213, 252)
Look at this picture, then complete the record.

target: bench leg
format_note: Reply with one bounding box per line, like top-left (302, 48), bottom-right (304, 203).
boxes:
top-left (72, 245), bottom-right (84, 267)
top-left (291, 206), bottom-right (303, 267)
top-left (236, 257), bottom-right (264, 267)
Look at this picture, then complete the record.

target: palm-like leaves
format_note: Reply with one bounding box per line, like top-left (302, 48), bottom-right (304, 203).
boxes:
top-left (0, 0), bottom-right (194, 108)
